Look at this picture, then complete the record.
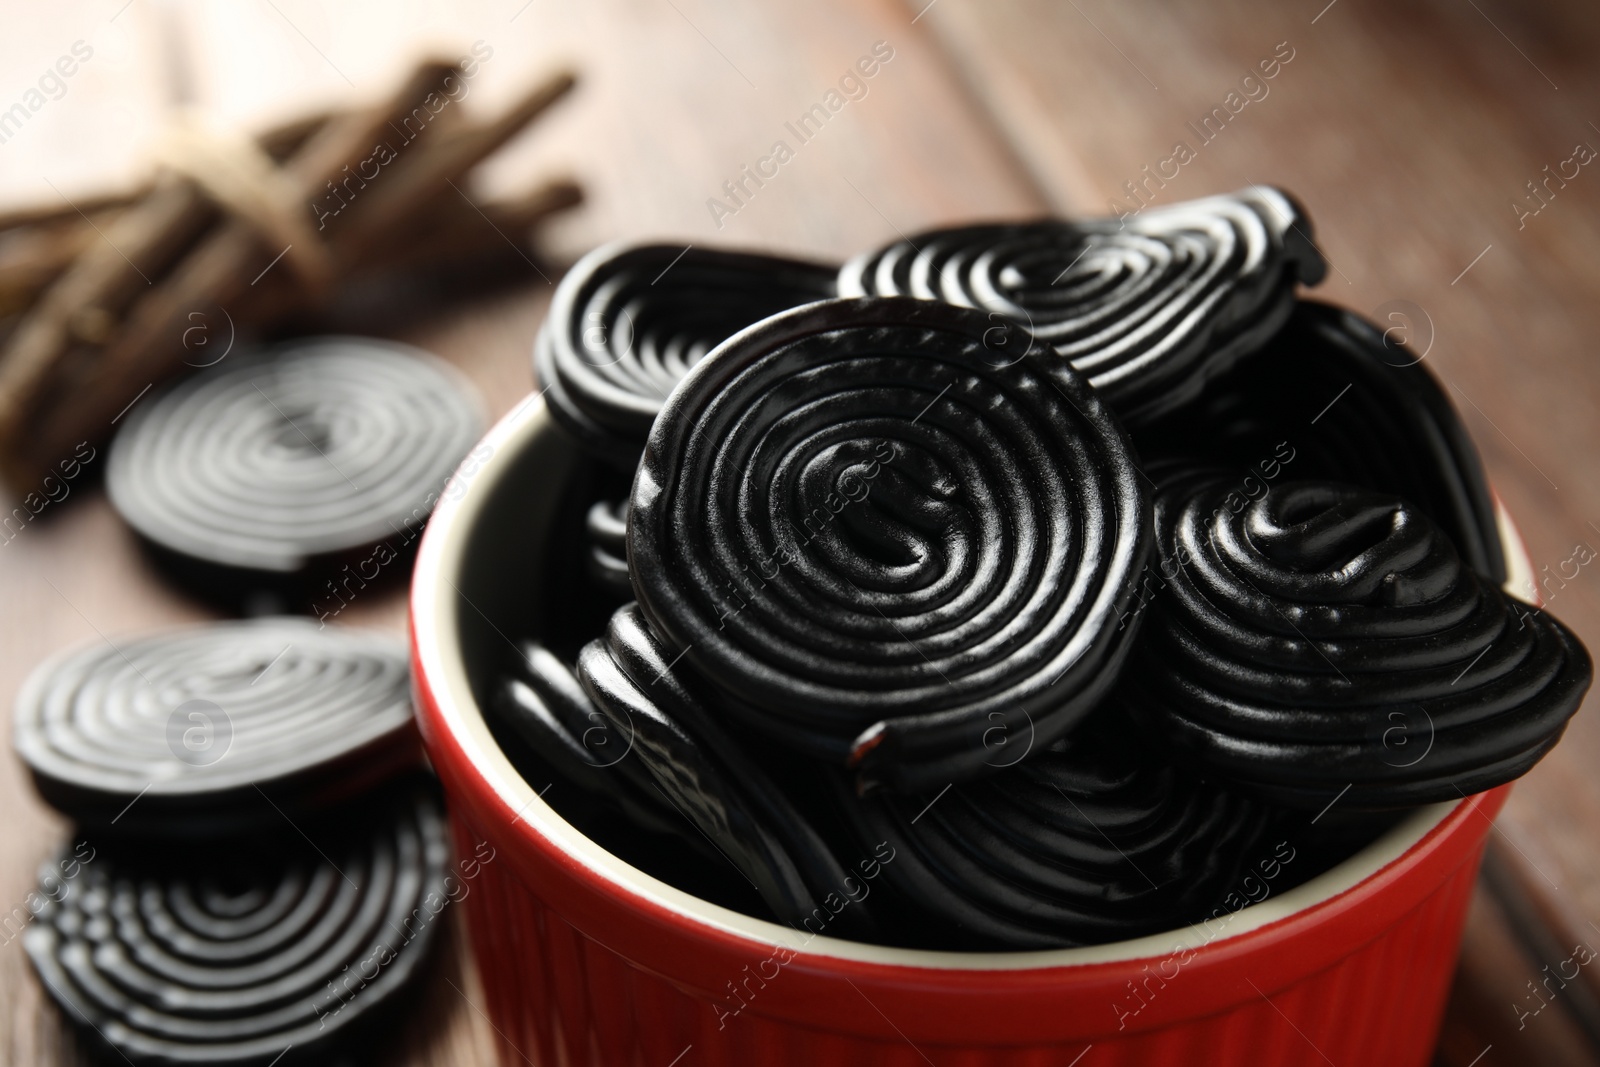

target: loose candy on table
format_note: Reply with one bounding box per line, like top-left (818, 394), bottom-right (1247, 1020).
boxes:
top-left (627, 296), bottom-right (1151, 793)
top-left (534, 243), bottom-right (837, 466)
top-left (23, 782), bottom-right (449, 1066)
top-left (1118, 475), bottom-right (1591, 808)
top-left (839, 187), bottom-right (1326, 427)
top-left (12, 618), bottom-right (418, 836)
top-left (107, 336), bottom-right (484, 595)
top-left (831, 709), bottom-right (1271, 950)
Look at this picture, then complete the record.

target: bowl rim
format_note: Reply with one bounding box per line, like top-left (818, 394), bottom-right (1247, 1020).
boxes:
top-left (410, 392), bottom-right (1531, 973)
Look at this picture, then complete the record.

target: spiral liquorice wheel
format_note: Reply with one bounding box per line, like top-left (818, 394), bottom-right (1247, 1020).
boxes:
top-left (628, 297), bottom-right (1151, 793)
top-left (534, 243), bottom-right (837, 465)
top-left (584, 499), bottom-right (631, 597)
top-left (577, 604), bottom-right (876, 938)
top-left (12, 619), bottom-right (418, 836)
top-left (108, 336), bottom-right (484, 579)
top-left (23, 784), bottom-right (449, 1065)
top-left (833, 710), bottom-right (1269, 950)
top-left (1137, 299), bottom-right (1506, 582)
top-left (839, 187), bottom-right (1326, 426)
top-left (1120, 476), bottom-right (1592, 808)
top-left (490, 640), bottom-right (698, 844)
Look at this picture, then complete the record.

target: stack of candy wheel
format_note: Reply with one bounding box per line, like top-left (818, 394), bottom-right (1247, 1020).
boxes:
top-left (11, 618), bottom-right (452, 1065)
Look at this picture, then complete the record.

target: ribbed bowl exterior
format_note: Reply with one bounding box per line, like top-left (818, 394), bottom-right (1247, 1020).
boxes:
top-left (428, 736), bottom-right (1501, 1067)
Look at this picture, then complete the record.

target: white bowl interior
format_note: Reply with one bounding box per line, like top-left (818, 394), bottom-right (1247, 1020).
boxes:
top-left (412, 395), bottom-right (1533, 972)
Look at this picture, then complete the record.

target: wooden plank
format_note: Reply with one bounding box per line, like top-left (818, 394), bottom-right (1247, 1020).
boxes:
top-left (1437, 879), bottom-right (1599, 1067)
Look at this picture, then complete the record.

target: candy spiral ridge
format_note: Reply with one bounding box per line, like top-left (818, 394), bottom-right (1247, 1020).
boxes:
top-left (839, 187), bottom-right (1325, 425)
top-left (13, 619), bottom-right (415, 831)
top-left (629, 297), bottom-right (1150, 793)
top-left (834, 711), bottom-right (1269, 949)
top-left (23, 786), bottom-right (448, 1065)
top-left (584, 498), bottom-right (631, 597)
top-left (535, 243), bottom-right (836, 464)
top-left (1120, 476), bottom-right (1591, 807)
top-left (577, 604), bottom-right (877, 937)
top-left (1135, 300), bottom-right (1507, 582)
top-left (108, 337), bottom-right (483, 574)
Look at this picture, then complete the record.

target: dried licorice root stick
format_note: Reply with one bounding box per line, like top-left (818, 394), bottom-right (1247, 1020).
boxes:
top-left (628, 297), bottom-right (1151, 793)
top-left (535, 243), bottom-right (837, 467)
top-left (0, 109), bottom-right (344, 487)
top-left (578, 604), bottom-right (878, 939)
top-left (840, 186), bottom-right (1325, 428)
top-left (3, 60), bottom-right (467, 485)
top-left (1119, 475), bottom-right (1592, 808)
top-left (328, 69), bottom-right (577, 266)
top-left (832, 710), bottom-right (1270, 950)
top-left (0, 113), bottom-right (332, 330)
top-left (0, 173), bottom-right (218, 481)
top-left (369, 179), bottom-right (584, 270)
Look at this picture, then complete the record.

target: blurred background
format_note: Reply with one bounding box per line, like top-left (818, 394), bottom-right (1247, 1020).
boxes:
top-left (2, 1), bottom-right (1598, 1064)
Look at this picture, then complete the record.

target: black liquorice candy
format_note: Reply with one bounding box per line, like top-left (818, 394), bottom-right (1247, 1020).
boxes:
top-left (576, 604), bottom-right (877, 938)
top-left (584, 499), bottom-right (631, 598)
top-left (533, 243), bottom-right (837, 466)
top-left (839, 187), bottom-right (1325, 426)
top-left (23, 783), bottom-right (449, 1065)
top-left (107, 336), bottom-right (484, 586)
top-left (1137, 299), bottom-right (1506, 583)
top-left (490, 639), bottom-right (701, 846)
top-left (12, 619), bottom-right (417, 836)
top-left (628, 297), bottom-right (1151, 793)
top-left (832, 709), bottom-right (1269, 950)
top-left (1119, 475), bottom-right (1591, 808)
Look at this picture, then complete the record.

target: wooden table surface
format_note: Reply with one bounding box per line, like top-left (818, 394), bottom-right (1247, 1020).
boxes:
top-left (4, 1), bottom-right (1599, 1064)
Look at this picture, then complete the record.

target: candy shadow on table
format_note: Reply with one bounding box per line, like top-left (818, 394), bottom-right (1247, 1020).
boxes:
top-left (130, 528), bottom-right (423, 618)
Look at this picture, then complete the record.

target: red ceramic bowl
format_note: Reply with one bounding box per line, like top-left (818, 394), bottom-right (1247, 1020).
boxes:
top-left (411, 396), bottom-right (1531, 1067)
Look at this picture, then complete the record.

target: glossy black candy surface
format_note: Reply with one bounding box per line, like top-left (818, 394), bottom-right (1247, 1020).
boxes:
top-left (107, 337), bottom-right (483, 575)
top-left (1137, 300), bottom-right (1506, 583)
top-left (628, 297), bottom-right (1151, 793)
top-left (534, 243), bottom-right (836, 466)
top-left (23, 784), bottom-right (449, 1065)
top-left (12, 619), bottom-right (418, 836)
top-left (1120, 475), bottom-right (1591, 808)
top-left (833, 710), bottom-right (1270, 949)
top-left (577, 604), bottom-right (876, 937)
top-left (584, 498), bottom-right (631, 598)
top-left (839, 187), bottom-right (1325, 426)
top-left (491, 639), bottom-right (702, 845)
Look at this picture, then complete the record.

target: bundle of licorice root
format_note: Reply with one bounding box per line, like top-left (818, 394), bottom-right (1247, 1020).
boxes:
top-left (0, 54), bottom-right (580, 492)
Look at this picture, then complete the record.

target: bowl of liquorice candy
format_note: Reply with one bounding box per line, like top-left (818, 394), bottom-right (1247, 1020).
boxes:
top-left (408, 191), bottom-right (1589, 1067)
